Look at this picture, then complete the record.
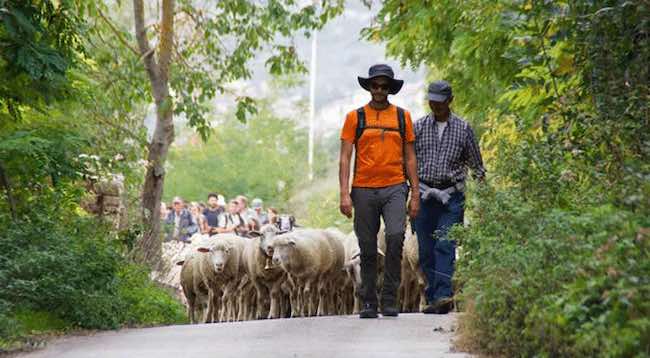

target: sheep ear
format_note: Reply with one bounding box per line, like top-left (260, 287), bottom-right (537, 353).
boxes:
top-left (288, 239), bottom-right (296, 247)
top-left (197, 247), bottom-right (211, 253)
top-left (248, 231), bottom-right (262, 238)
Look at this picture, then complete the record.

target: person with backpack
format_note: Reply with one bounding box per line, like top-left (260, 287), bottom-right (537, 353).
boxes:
top-left (339, 64), bottom-right (420, 318)
top-left (414, 80), bottom-right (486, 314)
top-left (216, 199), bottom-right (247, 235)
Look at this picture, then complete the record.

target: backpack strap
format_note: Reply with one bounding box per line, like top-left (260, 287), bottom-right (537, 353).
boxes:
top-left (396, 106), bottom-right (408, 181)
top-left (353, 107), bottom-right (366, 181)
top-left (354, 107), bottom-right (366, 144)
top-left (397, 107), bottom-right (405, 139)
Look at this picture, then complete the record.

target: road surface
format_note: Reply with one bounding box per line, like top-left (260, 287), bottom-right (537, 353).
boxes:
top-left (19, 313), bottom-right (471, 358)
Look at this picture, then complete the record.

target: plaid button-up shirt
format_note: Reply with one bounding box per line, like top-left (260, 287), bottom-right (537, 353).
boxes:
top-left (414, 113), bottom-right (486, 187)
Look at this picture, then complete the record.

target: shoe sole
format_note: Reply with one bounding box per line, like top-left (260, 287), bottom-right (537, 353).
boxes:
top-left (359, 310), bottom-right (378, 319)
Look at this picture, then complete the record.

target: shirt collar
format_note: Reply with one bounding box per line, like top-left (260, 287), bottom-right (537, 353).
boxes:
top-left (427, 112), bottom-right (456, 125)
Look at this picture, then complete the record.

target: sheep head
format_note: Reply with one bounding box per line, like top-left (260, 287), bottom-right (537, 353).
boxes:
top-left (270, 235), bottom-right (296, 269)
top-left (197, 242), bottom-right (233, 273)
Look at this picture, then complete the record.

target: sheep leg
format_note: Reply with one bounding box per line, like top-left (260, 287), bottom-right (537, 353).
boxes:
top-left (353, 282), bottom-right (361, 314)
top-left (309, 281), bottom-right (317, 317)
top-left (252, 281), bottom-right (266, 319)
top-left (213, 288), bottom-right (223, 323)
top-left (289, 280), bottom-right (300, 318)
top-left (268, 280), bottom-right (283, 319)
top-left (187, 299), bottom-right (195, 324)
top-left (237, 285), bottom-right (250, 322)
top-left (221, 283), bottom-right (236, 322)
top-left (279, 291), bottom-right (287, 318)
top-left (401, 278), bottom-right (409, 312)
top-left (206, 289), bottom-right (216, 323)
top-left (316, 279), bottom-right (325, 316)
top-left (184, 286), bottom-right (196, 323)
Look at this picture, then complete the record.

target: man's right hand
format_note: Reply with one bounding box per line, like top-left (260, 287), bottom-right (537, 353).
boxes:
top-left (340, 193), bottom-right (353, 218)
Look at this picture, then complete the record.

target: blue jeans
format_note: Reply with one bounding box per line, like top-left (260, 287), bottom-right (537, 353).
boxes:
top-left (414, 191), bottom-right (464, 303)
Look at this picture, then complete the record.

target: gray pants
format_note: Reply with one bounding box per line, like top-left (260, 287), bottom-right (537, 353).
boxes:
top-left (351, 182), bottom-right (408, 307)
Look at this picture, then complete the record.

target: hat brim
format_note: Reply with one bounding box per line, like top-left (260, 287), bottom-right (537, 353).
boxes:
top-left (427, 93), bottom-right (451, 102)
top-left (358, 76), bottom-right (404, 95)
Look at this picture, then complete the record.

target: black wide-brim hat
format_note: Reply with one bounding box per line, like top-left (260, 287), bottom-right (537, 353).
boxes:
top-left (358, 64), bottom-right (404, 95)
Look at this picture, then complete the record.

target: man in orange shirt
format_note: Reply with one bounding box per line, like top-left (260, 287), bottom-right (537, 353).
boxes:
top-left (339, 64), bottom-right (420, 318)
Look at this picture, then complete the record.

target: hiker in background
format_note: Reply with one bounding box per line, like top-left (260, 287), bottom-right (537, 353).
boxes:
top-left (267, 207), bottom-right (279, 225)
top-left (216, 199), bottom-right (247, 235)
top-left (189, 201), bottom-right (207, 235)
top-left (165, 196), bottom-right (198, 242)
top-left (203, 193), bottom-right (224, 235)
top-left (251, 198), bottom-right (269, 226)
top-left (236, 195), bottom-right (256, 222)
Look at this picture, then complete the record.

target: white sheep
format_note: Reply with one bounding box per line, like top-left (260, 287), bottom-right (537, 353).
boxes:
top-left (270, 229), bottom-right (338, 317)
top-left (242, 224), bottom-right (288, 319)
top-left (195, 233), bottom-right (247, 322)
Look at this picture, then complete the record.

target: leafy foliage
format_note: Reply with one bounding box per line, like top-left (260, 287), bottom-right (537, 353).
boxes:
top-left (0, 208), bottom-right (186, 343)
top-left (163, 98), bottom-right (330, 207)
top-left (0, 0), bottom-right (86, 120)
top-left (369, 0), bottom-right (649, 356)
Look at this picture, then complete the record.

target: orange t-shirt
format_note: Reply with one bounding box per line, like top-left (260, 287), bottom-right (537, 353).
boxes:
top-left (341, 104), bottom-right (415, 188)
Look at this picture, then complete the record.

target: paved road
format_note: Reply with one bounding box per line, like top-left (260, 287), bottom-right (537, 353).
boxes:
top-left (19, 313), bottom-right (471, 358)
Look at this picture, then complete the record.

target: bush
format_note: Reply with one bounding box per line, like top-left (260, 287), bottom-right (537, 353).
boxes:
top-left (0, 209), bottom-right (187, 345)
top-left (454, 187), bottom-right (650, 357)
top-left (116, 264), bottom-right (187, 327)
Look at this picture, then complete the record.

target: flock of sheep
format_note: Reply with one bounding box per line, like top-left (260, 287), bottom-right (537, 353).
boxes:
top-left (177, 224), bottom-right (427, 323)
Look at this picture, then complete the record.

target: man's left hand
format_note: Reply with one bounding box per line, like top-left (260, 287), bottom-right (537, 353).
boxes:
top-left (408, 197), bottom-right (420, 219)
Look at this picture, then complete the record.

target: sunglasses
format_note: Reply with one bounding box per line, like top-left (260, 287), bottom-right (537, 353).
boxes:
top-left (370, 82), bottom-right (390, 91)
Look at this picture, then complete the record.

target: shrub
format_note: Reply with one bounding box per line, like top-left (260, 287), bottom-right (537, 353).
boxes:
top-left (454, 187), bottom-right (650, 357)
top-left (0, 209), bottom-right (187, 345)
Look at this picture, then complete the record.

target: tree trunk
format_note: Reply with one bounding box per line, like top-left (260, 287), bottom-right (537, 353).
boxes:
top-left (132, 0), bottom-right (175, 266)
top-left (137, 96), bottom-right (174, 265)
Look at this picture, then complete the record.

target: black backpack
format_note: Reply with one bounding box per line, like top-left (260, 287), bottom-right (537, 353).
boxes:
top-left (353, 106), bottom-right (408, 179)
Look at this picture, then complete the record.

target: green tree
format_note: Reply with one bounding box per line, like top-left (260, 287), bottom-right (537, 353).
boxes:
top-left (92, 0), bottom-right (344, 264)
top-left (163, 98), bottom-right (322, 207)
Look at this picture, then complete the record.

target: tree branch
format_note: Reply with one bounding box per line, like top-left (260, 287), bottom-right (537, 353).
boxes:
top-left (133, 0), bottom-right (160, 84)
top-left (97, 8), bottom-right (141, 57)
top-left (91, 109), bottom-right (148, 147)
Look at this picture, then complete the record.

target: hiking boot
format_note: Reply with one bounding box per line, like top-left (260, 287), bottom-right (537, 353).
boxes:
top-left (381, 305), bottom-right (399, 317)
top-left (359, 303), bottom-right (378, 319)
top-left (422, 297), bottom-right (454, 314)
top-left (422, 303), bottom-right (438, 314)
top-left (435, 297), bottom-right (454, 314)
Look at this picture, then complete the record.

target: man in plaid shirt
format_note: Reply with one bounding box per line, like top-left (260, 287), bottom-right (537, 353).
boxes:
top-left (414, 80), bottom-right (486, 314)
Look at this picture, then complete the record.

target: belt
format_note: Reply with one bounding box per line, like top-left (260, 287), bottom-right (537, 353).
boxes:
top-left (420, 180), bottom-right (456, 190)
